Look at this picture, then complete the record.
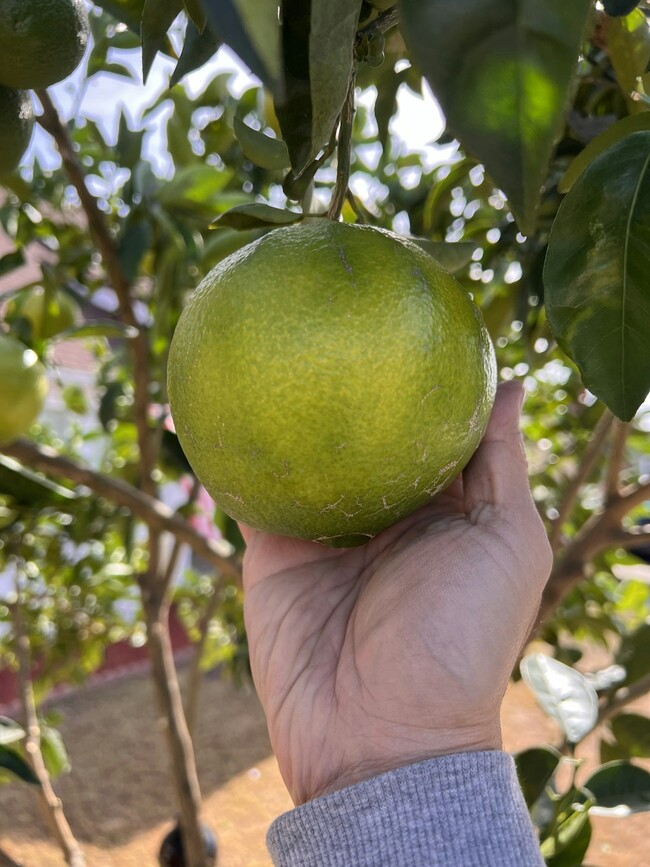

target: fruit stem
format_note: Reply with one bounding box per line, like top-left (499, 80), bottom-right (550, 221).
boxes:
top-left (327, 66), bottom-right (356, 221)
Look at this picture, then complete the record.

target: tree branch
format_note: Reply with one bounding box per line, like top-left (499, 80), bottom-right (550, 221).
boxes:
top-left (549, 409), bottom-right (614, 552)
top-left (604, 419), bottom-right (629, 502)
top-left (536, 476), bottom-right (650, 627)
top-left (598, 673), bottom-right (650, 724)
top-left (184, 582), bottom-right (224, 742)
top-left (35, 89), bottom-right (157, 503)
top-left (2, 439), bottom-right (241, 584)
top-left (359, 5), bottom-right (400, 40)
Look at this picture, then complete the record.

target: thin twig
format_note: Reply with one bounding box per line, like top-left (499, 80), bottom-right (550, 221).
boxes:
top-left (359, 5), bottom-right (400, 40)
top-left (327, 68), bottom-right (357, 221)
top-left (605, 420), bottom-right (630, 502)
top-left (598, 673), bottom-right (650, 723)
top-left (2, 439), bottom-right (241, 584)
top-left (13, 567), bottom-right (85, 867)
top-left (345, 190), bottom-right (368, 223)
top-left (160, 477), bottom-right (202, 594)
top-left (534, 476), bottom-right (650, 630)
top-left (184, 582), bottom-right (224, 741)
top-left (35, 90), bottom-right (157, 504)
top-left (549, 409), bottom-right (614, 552)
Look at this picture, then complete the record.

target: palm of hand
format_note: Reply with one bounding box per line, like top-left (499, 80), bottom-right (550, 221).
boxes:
top-left (241, 384), bottom-right (552, 805)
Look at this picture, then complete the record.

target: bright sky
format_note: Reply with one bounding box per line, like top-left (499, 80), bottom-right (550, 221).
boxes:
top-left (26, 11), bottom-right (452, 181)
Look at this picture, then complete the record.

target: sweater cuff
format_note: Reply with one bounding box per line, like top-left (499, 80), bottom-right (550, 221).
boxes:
top-left (267, 751), bottom-right (544, 867)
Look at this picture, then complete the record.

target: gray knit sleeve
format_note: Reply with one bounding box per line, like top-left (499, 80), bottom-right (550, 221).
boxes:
top-left (267, 750), bottom-right (544, 866)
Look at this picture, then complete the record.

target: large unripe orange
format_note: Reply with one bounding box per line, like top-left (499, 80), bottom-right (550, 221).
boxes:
top-left (168, 221), bottom-right (496, 546)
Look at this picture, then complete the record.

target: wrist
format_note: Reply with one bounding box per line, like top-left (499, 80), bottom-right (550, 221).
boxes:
top-left (300, 722), bottom-right (502, 804)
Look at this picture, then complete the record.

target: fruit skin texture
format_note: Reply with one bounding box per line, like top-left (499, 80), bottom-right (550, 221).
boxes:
top-left (0, 86), bottom-right (33, 175)
top-left (7, 287), bottom-right (78, 339)
top-left (0, 0), bottom-right (89, 89)
top-left (0, 334), bottom-right (48, 445)
top-left (168, 220), bottom-right (496, 547)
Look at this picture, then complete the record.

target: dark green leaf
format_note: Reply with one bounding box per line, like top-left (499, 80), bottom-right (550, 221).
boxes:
top-left (233, 117), bottom-right (290, 169)
top-left (608, 9), bottom-right (650, 107)
top-left (0, 746), bottom-right (39, 785)
top-left (202, 0), bottom-right (280, 92)
top-left (544, 131), bottom-right (650, 421)
top-left (141, 0), bottom-right (183, 82)
top-left (541, 807), bottom-right (592, 866)
top-left (604, 0), bottom-right (640, 17)
top-left (170, 18), bottom-right (221, 86)
top-left (616, 623), bottom-right (650, 685)
top-left (182, 0), bottom-right (207, 31)
top-left (211, 203), bottom-right (303, 230)
top-left (585, 761), bottom-right (650, 812)
top-left (0, 455), bottom-right (78, 507)
top-left (0, 248), bottom-right (24, 278)
top-left (117, 220), bottom-right (152, 283)
top-left (116, 113), bottom-right (144, 168)
top-left (601, 737), bottom-right (630, 763)
top-left (275, 0), bottom-right (362, 175)
top-left (560, 113), bottom-right (650, 193)
top-left (400, 0), bottom-right (592, 235)
top-left (0, 718), bottom-right (25, 747)
top-left (610, 714), bottom-right (650, 757)
top-left (520, 654), bottom-right (598, 743)
top-left (514, 746), bottom-right (561, 808)
top-left (412, 240), bottom-right (477, 274)
top-left (158, 164), bottom-right (233, 220)
top-left (40, 726), bottom-right (71, 779)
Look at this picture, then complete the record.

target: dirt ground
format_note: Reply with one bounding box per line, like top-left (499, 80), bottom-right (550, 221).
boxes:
top-left (0, 660), bottom-right (648, 867)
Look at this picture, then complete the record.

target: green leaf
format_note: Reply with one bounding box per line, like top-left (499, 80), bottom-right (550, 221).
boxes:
top-left (0, 718), bottom-right (25, 747)
top-left (605, 0), bottom-right (641, 17)
top-left (233, 117), bottom-right (290, 170)
top-left (616, 623), bottom-right (650, 685)
top-left (52, 321), bottom-right (139, 342)
top-left (117, 220), bottom-right (152, 283)
top-left (40, 726), bottom-right (71, 779)
top-left (520, 654), bottom-right (598, 743)
top-left (182, 0), bottom-right (207, 31)
top-left (585, 761), bottom-right (650, 813)
top-left (275, 0), bottom-right (362, 175)
top-left (412, 240), bottom-right (477, 274)
top-left (610, 714), bottom-right (650, 758)
top-left (608, 9), bottom-right (650, 109)
top-left (400, 0), bottom-right (592, 235)
top-left (0, 455), bottom-right (78, 507)
top-left (560, 113), bottom-right (650, 193)
top-left (141, 0), bottom-right (183, 82)
top-left (201, 0), bottom-right (280, 92)
top-left (514, 746), bottom-right (562, 808)
top-left (116, 112), bottom-right (144, 169)
top-left (0, 248), bottom-right (24, 278)
top-left (170, 18), bottom-right (221, 86)
top-left (601, 737), bottom-right (630, 764)
top-left (158, 165), bottom-right (232, 221)
top-left (540, 806), bottom-right (592, 866)
top-left (544, 131), bottom-right (650, 421)
top-left (0, 746), bottom-right (39, 785)
top-left (211, 203), bottom-right (304, 230)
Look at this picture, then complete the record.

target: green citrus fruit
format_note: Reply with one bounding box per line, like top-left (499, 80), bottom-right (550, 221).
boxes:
top-left (7, 287), bottom-right (78, 340)
top-left (0, 86), bottom-right (33, 175)
top-left (168, 220), bottom-right (496, 547)
top-left (0, 0), bottom-right (89, 89)
top-left (0, 334), bottom-right (48, 445)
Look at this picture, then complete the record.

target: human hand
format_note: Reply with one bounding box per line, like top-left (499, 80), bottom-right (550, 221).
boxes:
top-left (240, 381), bottom-right (552, 805)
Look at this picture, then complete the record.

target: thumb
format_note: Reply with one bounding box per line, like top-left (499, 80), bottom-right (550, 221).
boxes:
top-left (463, 380), bottom-right (534, 514)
